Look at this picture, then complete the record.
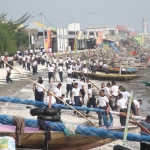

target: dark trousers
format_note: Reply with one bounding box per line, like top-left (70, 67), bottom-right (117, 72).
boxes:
top-left (56, 97), bottom-right (63, 114)
top-left (80, 89), bottom-right (85, 99)
top-left (140, 142), bottom-right (150, 150)
top-left (120, 109), bottom-right (127, 126)
top-left (74, 96), bottom-right (80, 115)
top-left (66, 84), bottom-right (72, 96)
top-left (86, 97), bottom-right (96, 114)
top-left (97, 106), bottom-right (107, 126)
top-left (48, 72), bottom-right (53, 83)
top-left (27, 63), bottom-right (30, 71)
top-left (36, 91), bottom-right (44, 102)
top-left (6, 73), bottom-right (12, 83)
top-left (100, 65), bottom-right (102, 72)
top-left (32, 66), bottom-right (37, 75)
top-left (59, 72), bottom-right (63, 82)
top-left (22, 61), bottom-right (26, 69)
top-left (131, 102), bottom-right (137, 115)
top-left (83, 73), bottom-right (87, 82)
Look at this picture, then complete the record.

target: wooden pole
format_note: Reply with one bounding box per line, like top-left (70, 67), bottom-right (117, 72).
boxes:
top-left (6, 63), bottom-right (98, 128)
top-left (123, 92), bottom-right (133, 147)
top-left (84, 76), bottom-right (150, 134)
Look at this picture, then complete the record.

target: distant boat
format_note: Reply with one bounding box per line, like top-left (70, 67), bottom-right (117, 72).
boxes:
top-left (96, 67), bottom-right (138, 74)
top-left (73, 71), bottom-right (141, 81)
top-left (142, 80), bottom-right (150, 86)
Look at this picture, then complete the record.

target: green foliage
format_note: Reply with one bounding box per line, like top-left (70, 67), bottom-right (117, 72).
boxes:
top-left (0, 12), bottom-right (30, 55)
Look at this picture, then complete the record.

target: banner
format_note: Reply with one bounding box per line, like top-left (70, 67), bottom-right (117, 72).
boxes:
top-left (96, 32), bottom-right (103, 45)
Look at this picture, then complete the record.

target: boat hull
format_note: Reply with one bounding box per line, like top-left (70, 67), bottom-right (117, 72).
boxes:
top-left (73, 71), bottom-right (141, 81)
top-left (96, 67), bottom-right (138, 74)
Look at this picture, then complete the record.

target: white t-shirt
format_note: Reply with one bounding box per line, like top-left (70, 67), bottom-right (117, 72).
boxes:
top-left (78, 81), bottom-right (84, 89)
top-left (59, 59), bottom-right (63, 63)
top-left (67, 68), bottom-right (72, 74)
top-left (99, 61), bottom-right (103, 66)
top-left (97, 96), bottom-right (109, 107)
top-left (72, 87), bottom-right (80, 96)
top-left (111, 85), bottom-right (119, 96)
top-left (53, 87), bottom-right (61, 97)
top-left (6, 67), bottom-right (10, 72)
top-left (120, 91), bottom-right (130, 100)
top-left (82, 68), bottom-right (88, 73)
top-left (66, 78), bottom-right (73, 84)
top-left (105, 87), bottom-right (111, 97)
top-left (36, 83), bottom-right (45, 92)
top-left (88, 88), bottom-right (92, 98)
top-left (117, 98), bottom-right (127, 109)
top-left (58, 66), bottom-right (63, 72)
top-left (48, 67), bottom-right (54, 72)
top-left (133, 100), bottom-right (140, 109)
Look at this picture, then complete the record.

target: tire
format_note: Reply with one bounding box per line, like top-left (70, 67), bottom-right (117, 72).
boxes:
top-left (30, 108), bottom-right (45, 116)
top-left (113, 145), bottom-right (131, 150)
top-left (38, 115), bottom-right (60, 122)
top-left (44, 108), bottom-right (58, 115)
top-left (30, 108), bottom-right (58, 116)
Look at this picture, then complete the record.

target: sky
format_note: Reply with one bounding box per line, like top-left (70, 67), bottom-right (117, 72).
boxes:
top-left (1, 0), bottom-right (150, 33)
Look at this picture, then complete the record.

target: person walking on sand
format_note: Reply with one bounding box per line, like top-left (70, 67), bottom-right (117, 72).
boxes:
top-left (6, 64), bottom-right (12, 83)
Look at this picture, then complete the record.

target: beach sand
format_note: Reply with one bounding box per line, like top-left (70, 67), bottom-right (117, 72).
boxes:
top-left (0, 58), bottom-right (149, 149)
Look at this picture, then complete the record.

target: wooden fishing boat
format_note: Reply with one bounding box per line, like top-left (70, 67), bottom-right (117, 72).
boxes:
top-left (73, 71), bottom-right (141, 81)
top-left (98, 67), bottom-right (139, 74)
top-left (0, 124), bottom-right (137, 149)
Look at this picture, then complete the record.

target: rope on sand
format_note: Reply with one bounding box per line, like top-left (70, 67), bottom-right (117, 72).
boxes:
top-left (0, 96), bottom-right (105, 112)
top-left (0, 114), bottom-right (150, 143)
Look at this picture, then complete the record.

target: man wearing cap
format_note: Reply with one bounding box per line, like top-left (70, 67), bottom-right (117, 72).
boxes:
top-left (120, 87), bottom-right (130, 100)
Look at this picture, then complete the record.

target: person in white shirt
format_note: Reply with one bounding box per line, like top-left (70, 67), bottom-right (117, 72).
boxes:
top-left (101, 83), bottom-right (106, 93)
top-left (110, 80), bottom-right (119, 110)
top-left (35, 79), bottom-right (45, 102)
top-left (97, 90), bottom-right (110, 126)
top-left (116, 93), bottom-right (127, 126)
top-left (54, 83), bottom-right (62, 114)
top-left (67, 66), bottom-right (72, 77)
top-left (82, 65), bottom-right (88, 82)
top-left (72, 82), bottom-right (81, 115)
top-left (48, 64), bottom-right (54, 83)
top-left (59, 47), bottom-right (62, 52)
top-left (32, 59), bottom-right (38, 75)
top-left (6, 64), bottom-right (12, 83)
top-left (132, 99), bottom-right (142, 116)
top-left (99, 60), bottom-right (103, 72)
top-left (58, 64), bottom-right (64, 82)
top-left (78, 78), bottom-right (86, 103)
top-left (59, 57), bottom-right (63, 66)
top-left (120, 87), bottom-right (130, 100)
top-left (66, 75), bottom-right (73, 98)
top-left (86, 84), bottom-right (96, 114)
top-left (65, 58), bottom-right (69, 69)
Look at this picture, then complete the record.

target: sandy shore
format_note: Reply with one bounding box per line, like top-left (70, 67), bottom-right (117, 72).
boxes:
top-left (0, 57), bottom-right (149, 149)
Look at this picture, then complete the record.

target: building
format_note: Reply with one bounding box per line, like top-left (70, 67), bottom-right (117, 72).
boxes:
top-left (142, 18), bottom-right (147, 35)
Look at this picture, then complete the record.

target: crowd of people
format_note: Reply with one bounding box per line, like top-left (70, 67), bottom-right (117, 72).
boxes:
top-left (0, 50), bottom-right (143, 127)
top-left (30, 53), bottom-right (142, 127)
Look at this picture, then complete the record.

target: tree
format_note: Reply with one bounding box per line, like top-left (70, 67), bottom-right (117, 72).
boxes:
top-left (0, 12), bottom-right (30, 55)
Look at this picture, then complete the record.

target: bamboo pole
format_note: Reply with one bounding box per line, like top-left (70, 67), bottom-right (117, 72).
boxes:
top-left (84, 76), bottom-right (150, 134)
top-left (5, 63), bottom-right (98, 128)
top-left (123, 92), bottom-right (133, 147)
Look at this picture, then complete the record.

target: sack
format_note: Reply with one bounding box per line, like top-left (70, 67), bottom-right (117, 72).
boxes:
top-left (92, 88), bottom-right (98, 98)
